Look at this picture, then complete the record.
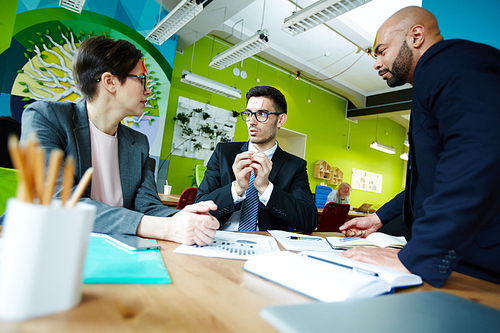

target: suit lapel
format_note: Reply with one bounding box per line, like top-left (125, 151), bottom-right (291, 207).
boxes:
top-left (117, 125), bottom-right (141, 207)
top-left (73, 101), bottom-right (92, 196)
top-left (269, 145), bottom-right (284, 183)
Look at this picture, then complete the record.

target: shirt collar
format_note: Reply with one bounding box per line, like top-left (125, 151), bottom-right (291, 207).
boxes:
top-left (248, 141), bottom-right (277, 160)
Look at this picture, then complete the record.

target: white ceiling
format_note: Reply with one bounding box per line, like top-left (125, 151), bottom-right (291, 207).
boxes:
top-left (159, 0), bottom-right (420, 127)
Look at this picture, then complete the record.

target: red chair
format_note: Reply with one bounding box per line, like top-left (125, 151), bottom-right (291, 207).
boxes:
top-left (317, 202), bottom-right (350, 232)
top-left (176, 187), bottom-right (198, 209)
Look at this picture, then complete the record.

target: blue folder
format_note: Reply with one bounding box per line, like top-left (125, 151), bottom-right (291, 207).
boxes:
top-left (83, 235), bottom-right (171, 284)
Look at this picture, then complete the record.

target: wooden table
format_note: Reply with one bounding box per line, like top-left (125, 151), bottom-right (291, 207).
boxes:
top-left (158, 193), bottom-right (180, 207)
top-left (1, 232), bottom-right (499, 332)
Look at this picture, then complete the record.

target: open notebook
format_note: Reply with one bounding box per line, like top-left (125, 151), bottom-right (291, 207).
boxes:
top-left (243, 251), bottom-right (422, 302)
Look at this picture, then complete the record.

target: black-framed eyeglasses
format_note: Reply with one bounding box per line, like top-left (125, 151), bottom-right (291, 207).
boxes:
top-left (95, 73), bottom-right (149, 91)
top-left (126, 74), bottom-right (148, 91)
top-left (240, 110), bottom-right (283, 123)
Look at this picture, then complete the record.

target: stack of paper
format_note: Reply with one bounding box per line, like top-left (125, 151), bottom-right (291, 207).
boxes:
top-left (327, 232), bottom-right (407, 249)
top-left (268, 230), bottom-right (335, 252)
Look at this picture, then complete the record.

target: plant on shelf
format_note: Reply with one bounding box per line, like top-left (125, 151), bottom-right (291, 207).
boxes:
top-left (193, 108), bottom-right (203, 114)
top-left (193, 142), bottom-right (203, 151)
top-left (202, 112), bottom-right (211, 120)
top-left (173, 112), bottom-right (190, 124)
top-left (216, 130), bottom-right (231, 143)
top-left (232, 110), bottom-right (240, 118)
top-left (199, 123), bottom-right (215, 139)
top-left (174, 112), bottom-right (193, 137)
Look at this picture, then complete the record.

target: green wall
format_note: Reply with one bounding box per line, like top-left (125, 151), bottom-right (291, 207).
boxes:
top-left (163, 36), bottom-right (407, 209)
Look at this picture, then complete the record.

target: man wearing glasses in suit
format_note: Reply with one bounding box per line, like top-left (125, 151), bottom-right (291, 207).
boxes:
top-left (195, 86), bottom-right (318, 234)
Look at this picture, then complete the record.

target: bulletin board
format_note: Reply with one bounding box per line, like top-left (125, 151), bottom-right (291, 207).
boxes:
top-left (351, 168), bottom-right (383, 193)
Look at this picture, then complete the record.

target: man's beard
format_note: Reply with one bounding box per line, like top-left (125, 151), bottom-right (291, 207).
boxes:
top-left (387, 40), bottom-right (413, 87)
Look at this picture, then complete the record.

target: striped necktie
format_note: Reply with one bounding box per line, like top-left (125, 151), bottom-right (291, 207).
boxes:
top-left (238, 171), bottom-right (259, 231)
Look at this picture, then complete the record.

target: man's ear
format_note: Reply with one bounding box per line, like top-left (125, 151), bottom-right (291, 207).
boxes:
top-left (101, 72), bottom-right (117, 93)
top-left (277, 113), bottom-right (287, 128)
top-left (409, 25), bottom-right (425, 49)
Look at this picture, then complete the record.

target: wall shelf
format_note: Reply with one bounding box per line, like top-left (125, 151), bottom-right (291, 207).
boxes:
top-left (314, 160), bottom-right (331, 180)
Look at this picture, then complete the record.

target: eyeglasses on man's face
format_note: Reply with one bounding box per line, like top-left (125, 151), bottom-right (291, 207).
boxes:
top-left (126, 74), bottom-right (148, 91)
top-left (240, 110), bottom-right (283, 123)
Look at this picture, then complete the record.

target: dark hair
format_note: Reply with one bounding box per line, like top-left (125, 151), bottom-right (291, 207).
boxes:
top-left (72, 36), bottom-right (143, 101)
top-left (246, 86), bottom-right (287, 114)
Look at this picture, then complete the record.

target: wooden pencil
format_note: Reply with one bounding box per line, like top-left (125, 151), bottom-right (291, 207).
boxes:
top-left (33, 147), bottom-right (45, 203)
top-left (24, 134), bottom-right (38, 203)
top-left (67, 167), bottom-right (93, 208)
top-left (42, 149), bottom-right (64, 205)
top-left (61, 156), bottom-right (75, 206)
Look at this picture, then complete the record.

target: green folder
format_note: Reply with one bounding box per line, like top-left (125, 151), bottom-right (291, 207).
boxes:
top-left (83, 235), bottom-right (171, 284)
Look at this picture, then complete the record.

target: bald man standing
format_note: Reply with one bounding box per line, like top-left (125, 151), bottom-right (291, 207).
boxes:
top-left (340, 6), bottom-right (500, 287)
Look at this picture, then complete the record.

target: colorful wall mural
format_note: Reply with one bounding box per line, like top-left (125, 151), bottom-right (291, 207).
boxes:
top-left (1, 0), bottom-right (177, 159)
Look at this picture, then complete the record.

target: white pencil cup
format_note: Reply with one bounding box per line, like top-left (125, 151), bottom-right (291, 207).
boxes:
top-left (0, 199), bottom-right (96, 321)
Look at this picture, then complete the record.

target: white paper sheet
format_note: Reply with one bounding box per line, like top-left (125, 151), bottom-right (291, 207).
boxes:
top-left (173, 231), bottom-right (280, 260)
top-left (268, 230), bottom-right (338, 252)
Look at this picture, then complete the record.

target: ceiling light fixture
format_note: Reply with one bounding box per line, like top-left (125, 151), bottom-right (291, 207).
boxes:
top-left (296, 72), bottom-right (301, 80)
top-left (59, 0), bottom-right (87, 13)
top-left (400, 152), bottom-right (409, 160)
top-left (180, 70), bottom-right (241, 99)
top-left (209, 30), bottom-right (270, 70)
top-left (282, 0), bottom-right (373, 36)
top-left (370, 141), bottom-right (396, 154)
top-left (146, 0), bottom-right (205, 46)
top-left (404, 139), bottom-right (410, 147)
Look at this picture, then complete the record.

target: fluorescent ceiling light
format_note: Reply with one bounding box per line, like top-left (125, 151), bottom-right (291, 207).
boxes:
top-left (282, 0), bottom-right (373, 36)
top-left (370, 141), bottom-right (396, 154)
top-left (404, 139), bottom-right (410, 147)
top-left (180, 70), bottom-right (241, 99)
top-left (59, 0), bottom-right (86, 13)
top-left (146, 0), bottom-right (205, 46)
top-left (209, 30), bottom-right (270, 70)
top-left (400, 152), bottom-right (408, 160)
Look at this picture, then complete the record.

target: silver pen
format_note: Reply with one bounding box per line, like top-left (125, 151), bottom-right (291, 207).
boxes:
top-left (288, 236), bottom-right (322, 241)
top-left (305, 254), bottom-right (379, 277)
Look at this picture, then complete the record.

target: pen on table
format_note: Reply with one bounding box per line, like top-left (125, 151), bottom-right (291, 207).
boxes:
top-left (339, 237), bottom-right (361, 242)
top-left (304, 254), bottom-right (379, 277)
top-left (288, 236), bottom-right (322, 241)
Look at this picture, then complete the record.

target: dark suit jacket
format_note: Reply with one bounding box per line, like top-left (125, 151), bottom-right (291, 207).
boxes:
top-left (195, 142), bottom-right (318, 234)
top-left (376, 40), bottom-right (500, 287)
top-left (19, 100), bottom-right (177, 234)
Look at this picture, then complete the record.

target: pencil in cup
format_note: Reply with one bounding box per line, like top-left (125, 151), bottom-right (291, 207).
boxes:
top-left (7, 134), bottom-right (93, 206)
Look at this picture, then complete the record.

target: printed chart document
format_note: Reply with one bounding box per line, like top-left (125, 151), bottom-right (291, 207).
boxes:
top-left (173, 231), bottom-right (279, 260)
top-left (327, 232), bottom-right (407, 249)
top-left (268, 230), bottom-right (335, 252)
top-left (243, 251), bottom-right (422, 302)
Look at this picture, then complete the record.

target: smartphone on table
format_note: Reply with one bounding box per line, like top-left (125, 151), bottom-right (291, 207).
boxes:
top-left (106, 234), bottom-right (161, 251)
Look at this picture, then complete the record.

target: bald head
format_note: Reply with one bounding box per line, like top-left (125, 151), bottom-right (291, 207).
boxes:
top-left (373, 6), bottom-right (443, 86)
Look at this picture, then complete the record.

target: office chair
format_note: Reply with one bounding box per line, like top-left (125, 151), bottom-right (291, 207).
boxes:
top-left (316, 202), bottom-right (350, 232)
top-left (314, 185), bottom-right (333, 209)
top-left (195, 165), bottom-right (206, 187)
top-left (176, 187), bottom-right (198, 209)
